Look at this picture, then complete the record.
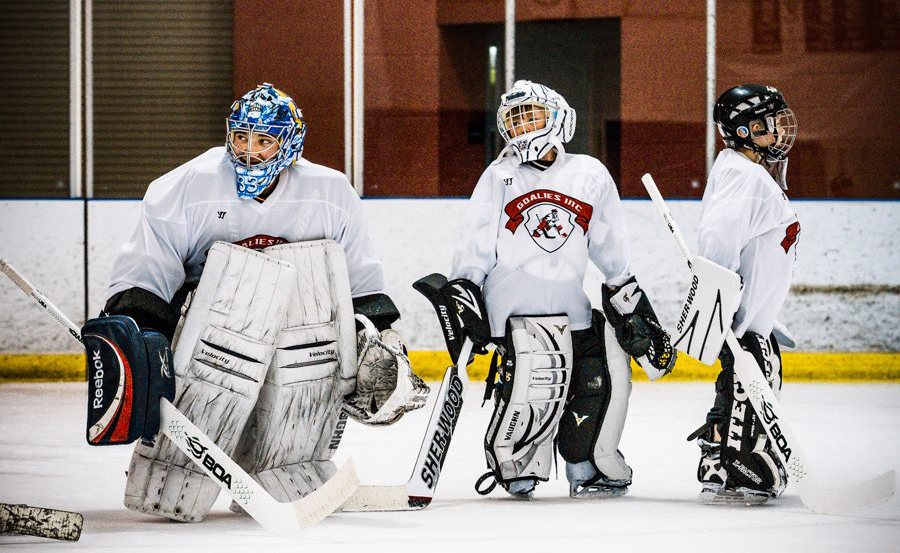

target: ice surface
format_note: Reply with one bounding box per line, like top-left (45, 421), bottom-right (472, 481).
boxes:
top-left (1, 382), bottom-right (898, 552)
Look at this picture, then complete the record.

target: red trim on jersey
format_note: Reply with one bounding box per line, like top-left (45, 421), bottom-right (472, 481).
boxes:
top-left (781, 221), bottom-right (801, 253)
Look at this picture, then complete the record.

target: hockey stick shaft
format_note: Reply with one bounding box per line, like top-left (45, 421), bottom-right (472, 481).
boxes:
top-left (640, 174), bottom-right (895, 514)
top-left (0, 259), bottom-right (358, 533)
top-left (1, 259), bottom-right (84, 345)
top-left (407, 337), bottom-right (471, 498)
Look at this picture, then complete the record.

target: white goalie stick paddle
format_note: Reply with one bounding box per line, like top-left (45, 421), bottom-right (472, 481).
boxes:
top-left (341, 273), bottom-right (473, 511)
top-left (640, 174), bottom-right (896, 515)
top-left (0, 502), bottom-right (83, 542)
top-left (0, 258), bottom-right (359, 535)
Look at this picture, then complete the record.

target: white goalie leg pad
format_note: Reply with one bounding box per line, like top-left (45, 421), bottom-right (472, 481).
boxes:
top-left (592, 321), bottom-right (633, 481)
top-left (125, 242), bottom-right (296, 522)
top-left (672, 256), bottom-right (743, 365)
top-left (485, 315), bottom-right (574, 484)
top-left (234, 240), bottom-right (357, 503)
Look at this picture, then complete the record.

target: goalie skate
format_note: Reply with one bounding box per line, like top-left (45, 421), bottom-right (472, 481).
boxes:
top-left (700, 484), bottom-right (769, 506)
top-left (569, 479), bottom-right (630, 499)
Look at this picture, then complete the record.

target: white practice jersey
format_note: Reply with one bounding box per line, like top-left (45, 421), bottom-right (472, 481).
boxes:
top-left (451, 151), bottom-right (632, 336)
top-left (107, 147), bottom-right (384, 303)
top-left (698, 148), bottom-right (800, 338)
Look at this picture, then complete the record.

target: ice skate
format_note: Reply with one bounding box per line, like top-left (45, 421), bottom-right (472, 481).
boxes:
top-left (504, 478), bottom-right (537, 501)
top-left (566, 460), bottom-right (630, 499)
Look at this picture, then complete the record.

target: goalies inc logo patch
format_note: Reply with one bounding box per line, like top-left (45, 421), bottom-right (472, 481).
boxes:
top-left (234, 234), bottom-right (289, 250)
top-left (504, 189), bottom-right (593, 252)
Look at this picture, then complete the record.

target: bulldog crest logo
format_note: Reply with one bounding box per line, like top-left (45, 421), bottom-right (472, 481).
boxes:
top-left (504, 189), bottom-right (593, 253)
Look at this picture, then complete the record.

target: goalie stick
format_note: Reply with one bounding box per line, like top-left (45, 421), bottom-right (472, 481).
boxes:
top-left (0, 258), bottom-right (359, 535)
top-left (0, 503), bottom-right (83, 542)
top-left (341, 273), bottom-right (474, 511)
top-left (640, 173), bottom-right (895, 515)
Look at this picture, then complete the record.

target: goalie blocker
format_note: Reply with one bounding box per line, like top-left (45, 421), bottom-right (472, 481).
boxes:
top-left (83, 316), bottom-right (175, 446)
top-left (672, 256), bottom-right (743, 365)
top-left (601, 276), bottom-right (676, 380)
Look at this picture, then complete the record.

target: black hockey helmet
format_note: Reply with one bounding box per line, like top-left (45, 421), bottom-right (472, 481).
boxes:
top-left (713, 84), bottom-right (797, 160)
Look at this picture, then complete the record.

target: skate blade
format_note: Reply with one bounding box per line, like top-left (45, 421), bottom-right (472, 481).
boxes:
top-left (699, 486), bottom-right (769, 506)
top-left (570, 486), bottom-right (629, 499)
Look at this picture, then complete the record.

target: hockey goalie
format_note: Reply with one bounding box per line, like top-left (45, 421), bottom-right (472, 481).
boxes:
top-left (448, 80), bottom-right (676, 500)
top-left (682, 84), bottom-right (801, 506)
top-left (80, 83), bottom-right (428, 522)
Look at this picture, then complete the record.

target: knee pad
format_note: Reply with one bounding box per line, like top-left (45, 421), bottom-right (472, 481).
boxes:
top-left (124, 242), bottom-right (296, 522)
top-left (483, 315), bottom-right (573, 487)
top-left (711, 331), bottom-right (786, 492)
top-left (558, 311), bottom-right (632, 482)
top-left (235, 240), bottom-right (357, 502)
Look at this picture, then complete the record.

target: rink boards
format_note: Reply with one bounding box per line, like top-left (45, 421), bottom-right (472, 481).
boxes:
top-left (2, 351), bottom-right (899, 383)
top-left (1, 198), bottom-right (898, 381)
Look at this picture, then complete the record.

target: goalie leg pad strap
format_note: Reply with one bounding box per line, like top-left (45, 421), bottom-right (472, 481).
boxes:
top-left (483, 315), bottom-right (573, 485)
top-left (234, 240), bottom-right (356, 502)
top-left (124, 242), bottom-right (296, 522)
top-left (558, 311), bottom-right (633, 482)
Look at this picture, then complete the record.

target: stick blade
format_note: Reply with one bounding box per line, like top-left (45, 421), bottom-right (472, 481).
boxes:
top-left (341, 485), bottom-right (425, 512)
top-left (798, 469), bottom-right (896, 515)
top-left (289, 460), bottom-right (360, 531)
top-left (0, 503), bottom-right (83, 541)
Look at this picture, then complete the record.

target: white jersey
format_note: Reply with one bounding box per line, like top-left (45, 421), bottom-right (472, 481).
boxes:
top-left (698, 148), bottom-right (800, 338)
top-left (450, 151), bottom-right (632, 336)
top-left (107, 147), bottom-right (384, 303)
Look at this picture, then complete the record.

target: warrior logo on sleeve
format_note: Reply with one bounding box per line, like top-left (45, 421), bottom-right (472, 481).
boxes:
top-left (504, 189), bottom-right (593, 253)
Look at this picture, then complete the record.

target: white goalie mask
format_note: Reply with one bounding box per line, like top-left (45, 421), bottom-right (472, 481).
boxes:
top-left (497, 80), bottom-right (576, 163)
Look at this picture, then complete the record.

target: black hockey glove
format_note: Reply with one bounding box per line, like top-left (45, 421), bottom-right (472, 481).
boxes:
top-left (602, 276), bottom-right (675, 378)
top-left (82, 315), bottom-right (175, 447)
top-left (441, 278), bottom-right (492, 352)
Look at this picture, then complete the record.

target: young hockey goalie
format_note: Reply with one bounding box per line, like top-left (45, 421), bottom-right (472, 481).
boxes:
top-left (446, 80), bottom-right (675, 500)
top-left (683, 84), bottom-right (800, 506)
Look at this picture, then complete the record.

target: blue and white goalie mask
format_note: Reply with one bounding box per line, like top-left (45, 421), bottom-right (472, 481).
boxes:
top-left (226, 83), bottom-right (306, 199)
top-left (497, 80), bottom-right (576, 163)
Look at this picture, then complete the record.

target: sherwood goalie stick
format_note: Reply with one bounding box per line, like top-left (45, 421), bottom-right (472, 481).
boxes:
top-left (0, 259), bottom-right (359, 535)
top-left (341, 273), bottom-right (473, 511)
top-left (640, 173), bottom-right (895, 515)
